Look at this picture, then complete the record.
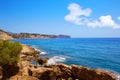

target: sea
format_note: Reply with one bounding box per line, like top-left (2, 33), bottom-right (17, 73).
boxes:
top-left (11, 38), bottom-right (120, 78)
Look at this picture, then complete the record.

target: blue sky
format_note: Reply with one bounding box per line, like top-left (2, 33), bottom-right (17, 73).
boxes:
top-left (0, 0), bottom-right (120, 37)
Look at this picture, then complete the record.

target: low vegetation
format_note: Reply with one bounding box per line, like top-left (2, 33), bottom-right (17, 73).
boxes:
top-left (0, 40), bottom-right (22, 65)
top-left (0, 40), bottom-right (22, 79)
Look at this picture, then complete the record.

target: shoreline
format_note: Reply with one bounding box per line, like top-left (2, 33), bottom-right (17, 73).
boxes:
top-left (31, 44), bottom-right (120, 72)
top-left (0, 42), bottom-right (118, 80)
top-left (20, 44), bottom-right (118, 80)
top-left (32, 45), bottom-right (120, 79)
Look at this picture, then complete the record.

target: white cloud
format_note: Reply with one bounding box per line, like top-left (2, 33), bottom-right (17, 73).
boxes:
top-left (64, 3), bottom-right (91, 25)
top-left (64, 3), bottom-right (120, 29)
top-left (100, 15), bottom-right (120, 29)
top-left (87, 15), bottom-right (120, 29)
top-left (87, 20), bottom-right (101, 28)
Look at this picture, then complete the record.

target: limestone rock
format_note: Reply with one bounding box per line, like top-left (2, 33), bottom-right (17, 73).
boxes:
top-left (51, 64), bottom-right (72, 79)
top-left (71, 65), bottom-right (116, 80)
top-left (36, 57), bottom-right (48, 65)
top-left (21, 44), bottom-right (40, 54)
top-left (17, 61), bottom-right (30, 76)
top-left (27, 64), bottom-right (116, 80)
top-left (29, 67), bottom-right (56, 80)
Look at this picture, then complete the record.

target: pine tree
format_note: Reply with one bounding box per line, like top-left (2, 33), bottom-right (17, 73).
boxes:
top-left (0, 40), bottom-right (22, 79)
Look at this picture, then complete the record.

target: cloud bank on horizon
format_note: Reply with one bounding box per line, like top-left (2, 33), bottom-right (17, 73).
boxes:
top-left (64, 3), bottom-right (120, 29)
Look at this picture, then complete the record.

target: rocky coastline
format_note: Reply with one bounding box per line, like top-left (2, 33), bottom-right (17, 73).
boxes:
top-left (8, 32), bottom-right (71, 39)
top-left (0, 44), bottom-right (117, 80)
top-left (0, 29), bottom-right (71, 40)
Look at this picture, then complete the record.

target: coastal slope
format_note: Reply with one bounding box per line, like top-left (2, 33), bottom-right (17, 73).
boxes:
top-left (0, 30), bottom-right (13, 40)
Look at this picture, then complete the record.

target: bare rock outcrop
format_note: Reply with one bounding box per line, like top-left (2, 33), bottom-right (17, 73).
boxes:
top-left (20, 44), bottom-right (49, 66)
top-left (27, 63), bottom-right (116, 80)
top-left (36, 57), bottom-right (48, 65)
top-left (21, 44), bottom-right (40, 54)
top-left (71, 65), bottom-right (116, 80)
top-left (29, 67), bottom-right (56, 80)
top-left (50, 64), bottom-right (72, 79)
top-left (20, 44), bottom-right (40, 61)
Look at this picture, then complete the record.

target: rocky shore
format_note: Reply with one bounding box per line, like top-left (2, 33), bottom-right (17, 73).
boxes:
top-left (0, 44), bottom-right (117, 80)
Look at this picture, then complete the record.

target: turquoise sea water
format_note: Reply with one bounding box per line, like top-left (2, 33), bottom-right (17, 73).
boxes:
top-left (12, 38), bottom-right (120, 73)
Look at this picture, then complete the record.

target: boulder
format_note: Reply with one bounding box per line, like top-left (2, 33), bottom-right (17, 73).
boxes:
top-left (51, 64), bottom-right (72, 79)
top-left (36, 57), bottom-right (48, 65)
top-left (29, 67), bottom-right (56, 80)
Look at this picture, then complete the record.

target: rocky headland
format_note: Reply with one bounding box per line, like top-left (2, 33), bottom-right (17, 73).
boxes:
top-left (0, 29), bottom-right (70, 40)
top-left (8, 32), bottom-right (71, 39)
top-left (0, 44), bottom-right (117, 80)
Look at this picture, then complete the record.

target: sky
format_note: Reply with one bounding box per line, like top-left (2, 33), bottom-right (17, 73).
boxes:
top-left (0, 0), bottom-right (120, 37)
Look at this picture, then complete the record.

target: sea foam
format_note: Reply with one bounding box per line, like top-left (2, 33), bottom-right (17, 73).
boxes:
top-left (113, 73), bottom-right (120, 80)
top-left (40, 51), bottom-right (48, 55)
top-left (47, 56), bottom-right (67, 65)
top-left (104, 70), bottom-right (120, 80)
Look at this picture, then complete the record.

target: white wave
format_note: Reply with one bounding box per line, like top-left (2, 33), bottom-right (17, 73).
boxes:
top-left (47, 56), bottom-right (67, 65)
top-left (116, 74), bottom-right (120, 80)
top-left (103, 70), bottom-right (120, 80)
top-left (113, 73), bottom-right (120, 80)
top-left (40, 51), bottom-right (48, 55)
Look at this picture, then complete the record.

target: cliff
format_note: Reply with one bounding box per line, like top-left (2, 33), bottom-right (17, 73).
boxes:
top-left (0, 30), bottom-right (13, 40)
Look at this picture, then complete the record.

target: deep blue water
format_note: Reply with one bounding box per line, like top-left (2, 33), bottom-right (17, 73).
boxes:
top-left (11, 38), bottom-right (120, 73)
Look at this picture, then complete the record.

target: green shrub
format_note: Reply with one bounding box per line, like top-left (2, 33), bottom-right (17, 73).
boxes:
top-left (0, 40), bottom-right (22, 65)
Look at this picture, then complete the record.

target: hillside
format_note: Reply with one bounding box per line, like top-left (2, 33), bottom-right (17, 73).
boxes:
top-left (8, 32), bottom-right (58, 39)
top-left (0, 30), bottom-right (13, 40)
top-left (0, 29), bottom-right (70, 40)
top-left (8, 32), bottom-right (71, 39)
